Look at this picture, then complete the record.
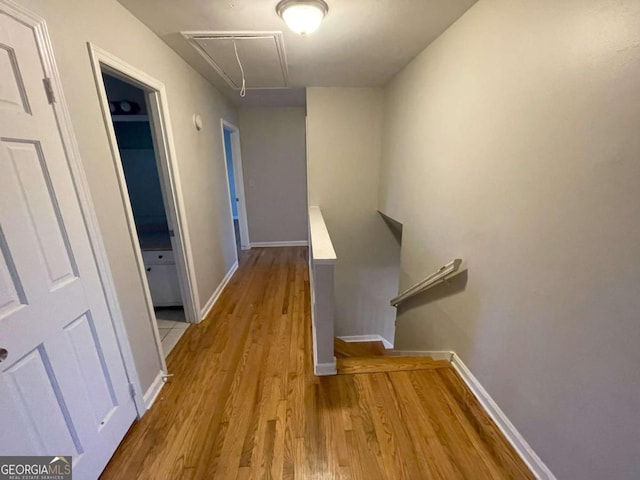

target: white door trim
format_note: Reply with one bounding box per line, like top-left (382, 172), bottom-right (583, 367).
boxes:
top-left (221, 119), bottom-right (251, 251)
top-left (0, 0), bottom-right (146, 414)
top-left (87, 45), bottom-right (203, 376)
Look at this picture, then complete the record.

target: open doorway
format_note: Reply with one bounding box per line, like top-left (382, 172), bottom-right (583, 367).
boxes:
top-left (89, 45), bottom-right (201, 367)
top-left (223, 128), bottom-right (241, 252)
top-left (221, 120), bottom-right (250, 251)
top-left (102, 74), bottom-right (187, 357)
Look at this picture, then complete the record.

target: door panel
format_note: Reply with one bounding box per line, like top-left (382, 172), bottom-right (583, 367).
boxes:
top-left (2, 139), bottom-right (78, 288)
top-left (64, 312), bottom-right (118, 425)
top-left (0, 43), bottom-right (30, 113)
top-left (0, 8), bottom-right (136, 479)
top-left (0, 227), bottom-right (26, 319)
top-left (3, 346), bottom-right (82, 457)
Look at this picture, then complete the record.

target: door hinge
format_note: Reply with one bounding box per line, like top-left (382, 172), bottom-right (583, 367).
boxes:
top-left (168, 229), bottom-right (175, 238)
top-left (128, 383), bottom-right (136, 399)
top-left (43, 77), bottom-right (56, 104)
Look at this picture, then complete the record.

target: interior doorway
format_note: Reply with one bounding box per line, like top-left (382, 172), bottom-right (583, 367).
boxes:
top-left (102, 74), bottom-right (188, 358)
top-left (223, 128), bottom-right (241, 252)
top-left (89, 45), bottom-right (201, 369)
top-left (221, 120), bottom-right (250, 252)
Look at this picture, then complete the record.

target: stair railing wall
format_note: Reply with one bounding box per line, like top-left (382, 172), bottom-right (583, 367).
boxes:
top-left (308, 206), bottom-right (337, 375)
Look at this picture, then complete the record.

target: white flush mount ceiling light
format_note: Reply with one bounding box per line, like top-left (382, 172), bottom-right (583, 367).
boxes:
top-left (276, 0), bottom-right (328, 36)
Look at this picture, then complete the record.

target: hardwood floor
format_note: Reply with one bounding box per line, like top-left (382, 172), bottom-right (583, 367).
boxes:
top-left (336, 356), bottom-right (451, 375)
top-left (101, 247), bottom-right (534, 479)
top-left (334, 338), bottom-right (388, 358)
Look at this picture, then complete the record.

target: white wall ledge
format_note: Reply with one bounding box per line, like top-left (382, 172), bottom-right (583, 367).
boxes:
top-left (308, 206), bottom-right (337, 265)
top-left (308, 206), bottom-right (337, 375)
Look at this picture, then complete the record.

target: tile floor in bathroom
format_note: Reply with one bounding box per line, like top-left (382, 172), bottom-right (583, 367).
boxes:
top-left (155, 307), bottom-right (189, 358)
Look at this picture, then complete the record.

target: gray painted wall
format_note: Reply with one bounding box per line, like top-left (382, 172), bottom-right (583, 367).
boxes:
top-left (238, 107), bottom-right (308, 244)
top-left (306, 88), bottom-right (400, 344)
top-left (378, 0), bottom-right (640, 478)
top-left (21, 0), bottom-right (239, 393)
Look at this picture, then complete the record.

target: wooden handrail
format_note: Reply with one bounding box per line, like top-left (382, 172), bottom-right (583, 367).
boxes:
top-left (390, 259), bottom-right (462, 307)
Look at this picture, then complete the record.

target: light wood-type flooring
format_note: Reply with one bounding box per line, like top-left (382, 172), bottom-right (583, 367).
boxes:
top-left (101, 247), bottom-right (534, 479)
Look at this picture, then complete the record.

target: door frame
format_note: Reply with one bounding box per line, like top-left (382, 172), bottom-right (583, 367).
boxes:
top-left (87, 45), bottom-right (201, 371)
top-left (0, 0), bottom-right (147, 414)
top-left (220, 119), bottom-right (250, 251)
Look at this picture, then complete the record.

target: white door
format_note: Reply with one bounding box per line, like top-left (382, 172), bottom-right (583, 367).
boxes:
top-left (0, 9), bottom-right (136, 479)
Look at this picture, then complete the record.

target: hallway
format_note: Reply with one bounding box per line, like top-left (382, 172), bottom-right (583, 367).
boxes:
top-left (101, 247), bottom-right (532, 479)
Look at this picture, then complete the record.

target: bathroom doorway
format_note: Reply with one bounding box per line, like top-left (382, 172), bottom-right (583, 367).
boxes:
top-left (102, 73), bottom-right (188, 357)
top-left (89, 45), bottom-right (201, 366)
top-left (221, 119), bottom-right (250, 252)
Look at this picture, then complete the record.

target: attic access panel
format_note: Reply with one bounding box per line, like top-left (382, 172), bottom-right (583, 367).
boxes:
top-left (182, 31), bottom-right (289, 90)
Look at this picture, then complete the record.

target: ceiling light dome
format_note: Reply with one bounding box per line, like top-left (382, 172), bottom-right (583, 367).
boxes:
top-left (276, 0), bottom-right (328, 36)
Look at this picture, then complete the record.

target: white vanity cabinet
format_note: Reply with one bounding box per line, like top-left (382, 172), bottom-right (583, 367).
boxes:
top-left (143, 249), bottom-right (182, 306)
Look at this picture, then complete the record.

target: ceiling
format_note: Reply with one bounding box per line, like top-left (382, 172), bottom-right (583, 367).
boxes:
top-left (117, 0), bottom-right (477, 106)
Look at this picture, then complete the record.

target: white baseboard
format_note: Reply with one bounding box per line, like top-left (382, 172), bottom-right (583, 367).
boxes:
top-left (250, 240), bottom-right (309, 248)
top-left (337, 334), bottom-right (394, 350)
top-left (388, 350), bottom-right (454, 361)
top-left (311, 315), bottom-right (318, 372)
top-left (200, 261), bottom-right (238, 320)
top-left (143, 371), bottom-right (165, 411)
top-left (450, 353), bottom-right (556, 480)
top-left (314, 359), bottom-right (337, 376)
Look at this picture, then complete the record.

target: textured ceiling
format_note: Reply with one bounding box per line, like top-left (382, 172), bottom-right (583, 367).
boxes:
top-left (118, 0), bottom-right (477, 105)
